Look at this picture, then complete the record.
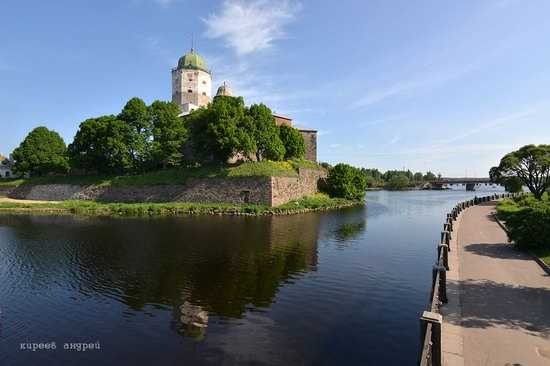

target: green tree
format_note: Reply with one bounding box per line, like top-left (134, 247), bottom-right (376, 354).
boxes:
top-left (150, 101), bottom-right (187, 168)
top-left (246, 103), bottom-right (285, 161)
top-left (361, 168), bottom-right (384, 187)
top-left (387, 172), bottom-right (410, 190)
top-left (490, 144), bottom-right (550, 200)
top-left (187, 96), bottom-right (255, 162)
top-left (118, 97), bottom-right (152, 172)
top-left (325, 163), bottom-right (367, 200)
top-left (382, 170), bottom-right (401, 182)
top-left (413, 172), bottom-right (424, 182)
top-left (68, 115), bottom-right (133, 173)
top-left (12, 126), bottom-right (69, 176)
top-left (424, 171), bottom-right (436, 181)
top-left (278, 124), bottom-right (305, 159)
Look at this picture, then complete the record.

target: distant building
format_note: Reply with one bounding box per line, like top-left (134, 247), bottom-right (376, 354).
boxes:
top-left (171, 48), bottom-right (318, 162)
top-left (0, 153), bottom-right (14, 178)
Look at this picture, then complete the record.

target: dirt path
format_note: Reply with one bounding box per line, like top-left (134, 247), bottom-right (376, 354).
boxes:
top-left (0, 197), bottom-right (60, 204)
top-left (456, 202), bottom-right (550, 365)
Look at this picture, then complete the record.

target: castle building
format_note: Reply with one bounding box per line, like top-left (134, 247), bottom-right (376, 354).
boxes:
top-left (172, 48), bottom-right (318, 161)
top-left (0, 153), bottom-right (14, 179)
top-left (172, 49), bottom-right (212, 116)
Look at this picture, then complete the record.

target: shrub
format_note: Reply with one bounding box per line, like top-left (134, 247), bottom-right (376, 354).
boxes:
top-left (324, 163), bottom-right (366, 200)
top-left (505, 200), bottom-right (550, 249)
top-left (386, 172), bottom-right (410, 190)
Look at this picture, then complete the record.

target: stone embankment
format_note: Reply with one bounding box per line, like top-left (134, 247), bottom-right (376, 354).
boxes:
top-left (3, 168), bottom-right (327, 207)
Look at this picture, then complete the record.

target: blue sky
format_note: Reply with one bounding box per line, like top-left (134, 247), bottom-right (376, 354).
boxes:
top-left (1, 0), bottom-right (549, 176)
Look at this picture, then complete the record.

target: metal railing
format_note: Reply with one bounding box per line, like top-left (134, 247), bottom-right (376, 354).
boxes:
top-left (418, 192), bottom-right (523, 365)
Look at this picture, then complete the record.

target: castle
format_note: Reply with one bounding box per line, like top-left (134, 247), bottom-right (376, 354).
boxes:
top-left (171, 48), bottom-right (317, 161)
top-left (0, 153), bottom-right (14, 179)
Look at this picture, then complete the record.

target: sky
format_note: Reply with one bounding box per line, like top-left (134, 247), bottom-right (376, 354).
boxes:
top-left (1, 0), bottom-right (550, 177)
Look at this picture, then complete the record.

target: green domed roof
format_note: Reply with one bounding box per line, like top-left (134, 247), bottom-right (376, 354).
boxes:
top-left (177, 49), bottom-right (208, 72)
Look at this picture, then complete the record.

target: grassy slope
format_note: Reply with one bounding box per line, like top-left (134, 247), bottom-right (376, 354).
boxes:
top-left (536, 248), bottom-right (550, 267)
top-left (0, 193), bottom-right (355, 215)
top-left (0, 160), bottom-right (324, 187)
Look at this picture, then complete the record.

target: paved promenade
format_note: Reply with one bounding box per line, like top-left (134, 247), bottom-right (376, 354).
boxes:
top-left (448, 202), bottom-right (550, 365)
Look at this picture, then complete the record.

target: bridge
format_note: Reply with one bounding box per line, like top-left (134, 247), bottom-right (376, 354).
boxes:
top-left (429, 178), bottom-right (496, 191)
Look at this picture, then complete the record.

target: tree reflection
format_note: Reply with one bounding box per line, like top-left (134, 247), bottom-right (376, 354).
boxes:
top-left (0, 207), bottom-right (367, 342)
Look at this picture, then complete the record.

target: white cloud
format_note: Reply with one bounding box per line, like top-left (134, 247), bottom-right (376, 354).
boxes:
top-left (383, 134), bottom-right (401, 147)
top-left (203, 0), bottom-right (302, 55)
top-left (351, 66), bottom-right (478, 109)
top-left (359, 114), bottom-right (408, 127)
top-left (421, 109), bottom-right (538, 149)
top-left (329, 144), bottom-right (341, 148)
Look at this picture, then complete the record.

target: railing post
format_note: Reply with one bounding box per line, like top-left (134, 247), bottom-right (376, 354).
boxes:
top-left (436, 264), bottom-right (449, 304)
top-left (438, 243), bottom-right (449, 270)
top-left (443, 224), bottom-right (452, 240)
top-left (420, 311), bottom-right (443, 366)
top-left (446, 217), bottom-right (453, 232)
top-left (441, 231), bottom-right (450, 249)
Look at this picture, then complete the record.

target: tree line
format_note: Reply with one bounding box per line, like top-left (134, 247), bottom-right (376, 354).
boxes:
top-left (11, 96), bottom-right (306, 176)
top-left (361, 168), bottom-right (441, 189)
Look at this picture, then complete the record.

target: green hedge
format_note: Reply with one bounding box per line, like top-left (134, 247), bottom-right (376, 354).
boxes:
top-left (506, 200), bottom-right (550, 249)
top-left (497, 193), bottom-right (550, 250)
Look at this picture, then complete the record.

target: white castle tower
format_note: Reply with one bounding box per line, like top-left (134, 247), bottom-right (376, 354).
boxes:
top-left (172, 48), bottom-right (211, 115)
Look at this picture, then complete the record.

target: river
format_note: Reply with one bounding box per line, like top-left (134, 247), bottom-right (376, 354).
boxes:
top-left (0, 188), bottom-right (506, 365)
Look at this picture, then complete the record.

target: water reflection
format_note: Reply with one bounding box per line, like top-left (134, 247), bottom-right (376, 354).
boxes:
top-left (0, 208), bottom-right (367, 348)
top-left (4, 191), bottom-right (507, 365)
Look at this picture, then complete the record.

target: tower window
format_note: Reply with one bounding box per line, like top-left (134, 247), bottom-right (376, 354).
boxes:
top-left (187, 89), bottom-right (193, 93)
top-left (202, 80), bottom-right (207, 85)
top-left (202, 92), bottom-right (206, 95)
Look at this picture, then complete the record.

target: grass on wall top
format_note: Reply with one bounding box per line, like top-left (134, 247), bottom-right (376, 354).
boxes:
top-left (0, 160), bottom-right (325, 187)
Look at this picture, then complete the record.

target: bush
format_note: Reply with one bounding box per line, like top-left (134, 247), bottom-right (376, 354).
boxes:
top-left (505, 200), bottom-right (550, 250)
top-left (324, 163), bottom-right (366, 200)
top-left (386, 172), bottom-right (410, 190)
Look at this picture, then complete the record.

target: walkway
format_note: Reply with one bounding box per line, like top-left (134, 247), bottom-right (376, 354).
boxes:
top-left (0, 197), bottom-right (60, 204)
top-left (448, 202), bottom-right (550, 365)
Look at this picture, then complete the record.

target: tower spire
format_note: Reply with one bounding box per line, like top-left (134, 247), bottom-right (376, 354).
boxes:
top-left (189, 32), bottom-right (194, 52)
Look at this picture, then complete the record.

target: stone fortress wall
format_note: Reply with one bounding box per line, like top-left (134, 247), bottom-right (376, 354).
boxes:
top-left (299, 130), bottom-right (317, 162)
top-left (4, 169), bottom-right (327, 207)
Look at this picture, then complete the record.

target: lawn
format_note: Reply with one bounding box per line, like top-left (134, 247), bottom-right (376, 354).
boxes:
top-left (0, 193), bottom-right (357, 216)
top-left (536, 248), bottom-right (550, 267)
top-left (0, 160), bottom-right (324, 187)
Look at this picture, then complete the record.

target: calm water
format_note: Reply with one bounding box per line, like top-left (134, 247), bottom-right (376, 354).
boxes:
top-left (0, 188), bottom-right (505, 365)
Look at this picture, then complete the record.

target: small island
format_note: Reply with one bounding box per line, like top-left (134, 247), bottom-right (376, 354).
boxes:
top-left (0, 48), bottom-right (366, 216)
